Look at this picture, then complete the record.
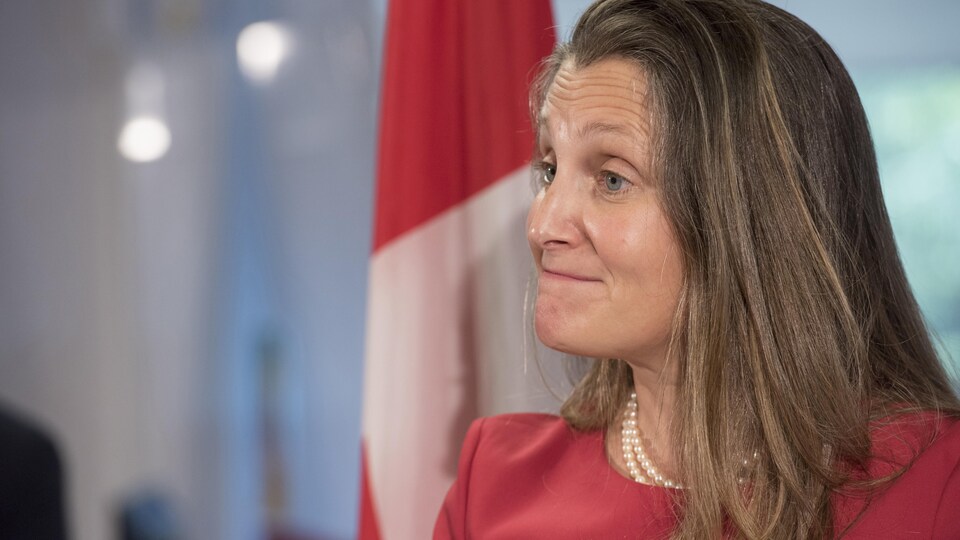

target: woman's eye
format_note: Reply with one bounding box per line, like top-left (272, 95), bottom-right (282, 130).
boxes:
top-left (603, 172), bottom-right (626, 191)
top-left (540, 163), bottom-right (557, 184)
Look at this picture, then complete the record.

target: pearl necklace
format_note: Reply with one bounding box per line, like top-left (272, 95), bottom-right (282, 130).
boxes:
top-left (620, 392), bottom-right (684, 489)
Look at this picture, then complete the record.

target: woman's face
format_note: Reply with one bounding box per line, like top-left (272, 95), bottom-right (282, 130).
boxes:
top-left (527, 57), bottom-right (684, 368)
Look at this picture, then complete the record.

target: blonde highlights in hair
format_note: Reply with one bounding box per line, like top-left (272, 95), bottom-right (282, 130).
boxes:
top-left (531, 1), bottom-right (960, 538)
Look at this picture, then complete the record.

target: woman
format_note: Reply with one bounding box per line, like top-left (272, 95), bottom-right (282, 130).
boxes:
top-left (435, 0), bottom-right (960, 538)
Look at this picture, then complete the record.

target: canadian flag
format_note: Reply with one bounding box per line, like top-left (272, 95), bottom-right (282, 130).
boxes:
top-left (358, 1), bottom-right (556, 539)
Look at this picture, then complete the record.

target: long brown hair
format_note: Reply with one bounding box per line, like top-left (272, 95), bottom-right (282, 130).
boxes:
top-left (530, 0), bottom-right (960, 537)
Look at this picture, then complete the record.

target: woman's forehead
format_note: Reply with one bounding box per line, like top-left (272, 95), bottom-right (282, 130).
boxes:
top-left (539, 58), bottom-right (651, 144)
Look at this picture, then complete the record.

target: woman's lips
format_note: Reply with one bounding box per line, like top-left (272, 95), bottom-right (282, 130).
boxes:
top-left (541, 269), bottom-right (602, 282)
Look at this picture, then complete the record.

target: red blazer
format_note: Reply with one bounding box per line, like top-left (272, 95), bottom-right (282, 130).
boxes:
top-left (435, 413), bottom-right (960, 539)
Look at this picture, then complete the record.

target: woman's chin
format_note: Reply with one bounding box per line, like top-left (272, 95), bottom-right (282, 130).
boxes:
top-left (534, 315), bottom-right (597, 358)
top-left (535, 317), bottom-right (570, 353)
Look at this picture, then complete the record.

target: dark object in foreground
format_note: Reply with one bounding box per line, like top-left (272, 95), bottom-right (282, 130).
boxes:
top-left (0, 404), bottom-right (68, 540)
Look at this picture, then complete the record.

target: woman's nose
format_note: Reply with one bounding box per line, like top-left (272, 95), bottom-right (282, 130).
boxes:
top-left (527, 173), bottom-right (582, 250)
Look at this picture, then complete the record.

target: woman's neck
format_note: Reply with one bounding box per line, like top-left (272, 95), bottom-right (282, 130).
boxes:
top-left (607, 360), bottom-right (680, 483)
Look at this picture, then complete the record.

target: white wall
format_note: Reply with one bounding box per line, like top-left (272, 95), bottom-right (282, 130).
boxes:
top-left (1, 3), bottom-right (139, 539)
top-left (0, 1), bottom-right (229, 538)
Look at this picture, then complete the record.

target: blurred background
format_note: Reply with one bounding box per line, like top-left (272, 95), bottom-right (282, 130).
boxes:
top-left (0, 0), bottom-right (957, 539)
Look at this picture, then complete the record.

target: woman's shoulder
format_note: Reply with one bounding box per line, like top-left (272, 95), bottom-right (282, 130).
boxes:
top-left (460, 413), bottom-right (597, 469)
top-left (860, 410), bottom-right (960, 495)
top-left (467, 412), bottom-right (574, 443)
top-left (438, 413), bottom-right (676, 539)
top-left (471, 411), bottom-right (567, 432)
top-left (837, 412), bottom-right (960, 537)
top-left (891, 412), bottom-right (960, 485)
top-left (869, 410), bottom-right (960, 468)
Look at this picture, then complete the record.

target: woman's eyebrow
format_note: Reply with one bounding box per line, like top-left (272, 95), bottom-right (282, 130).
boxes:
top-left (537, 115), bottom-right (551, 136)
top-left (538, 116), bottom-right (638, 141)
top-left (576, 120), bottom-right (632, 139)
